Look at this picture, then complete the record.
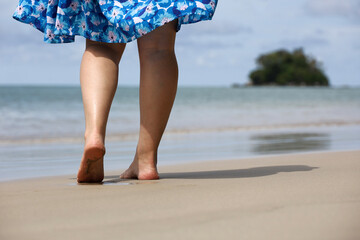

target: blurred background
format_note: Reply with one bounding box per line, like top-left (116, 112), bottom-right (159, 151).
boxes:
top-left (0, 0), bottom-right (359, 181)
top-left (1, 0), bottom-right (360, 86)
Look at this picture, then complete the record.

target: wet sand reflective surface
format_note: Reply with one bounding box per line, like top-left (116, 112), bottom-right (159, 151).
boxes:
top-left (250, 132), bottom-right (330, 154)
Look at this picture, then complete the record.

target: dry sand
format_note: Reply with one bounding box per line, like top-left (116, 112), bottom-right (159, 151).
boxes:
top-left (1, 150), bottom-right (359, 240)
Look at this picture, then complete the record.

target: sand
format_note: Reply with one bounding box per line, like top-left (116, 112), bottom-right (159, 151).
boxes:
top-left (1, 150), bottom-right (359, 240)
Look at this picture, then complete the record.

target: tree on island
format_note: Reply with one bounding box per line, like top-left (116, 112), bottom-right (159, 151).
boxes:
top-left (248, 48), bottom-right (329, 86)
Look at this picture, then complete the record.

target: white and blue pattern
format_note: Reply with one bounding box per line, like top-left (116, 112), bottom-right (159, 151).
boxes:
top-left (13, 0), bottom-right (218, 44)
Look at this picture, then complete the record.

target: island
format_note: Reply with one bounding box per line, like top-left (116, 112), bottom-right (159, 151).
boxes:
top-left (248, 48), bottom-right (329, 86)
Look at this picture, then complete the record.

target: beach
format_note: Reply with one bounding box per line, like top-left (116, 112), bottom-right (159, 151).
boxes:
top-left (1, 150), bottom-right (359, 240)
top-left (3, 0), bottom-right (360, 236)
top-left (1, 85), bottom-right (360, 239)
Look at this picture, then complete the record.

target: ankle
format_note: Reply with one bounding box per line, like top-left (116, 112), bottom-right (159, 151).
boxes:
top-left (136, 149), bottom-right (158, 165)
top-left (84, 131), bottom-right (105, 143)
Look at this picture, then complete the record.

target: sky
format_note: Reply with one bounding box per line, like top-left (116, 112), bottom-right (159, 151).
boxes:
top-left (0, 0), bottom-right (359, 87)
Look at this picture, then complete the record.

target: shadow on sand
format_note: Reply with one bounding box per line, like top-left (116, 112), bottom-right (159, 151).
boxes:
top-left (98, 165), bottom-right (318, 183)
top-left (159, 165), bottom-right (318, 179)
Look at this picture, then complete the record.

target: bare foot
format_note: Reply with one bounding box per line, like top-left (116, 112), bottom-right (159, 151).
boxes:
top-left (77, 138), bottom-right (106, 183)
top-left (120, 152), bottom-right (159, 180)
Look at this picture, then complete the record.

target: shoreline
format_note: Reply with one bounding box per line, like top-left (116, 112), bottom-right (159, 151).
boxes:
top-left (1, 121), bottom-right (360, 145)
top-left (1, 149), bottom-right (359, 239)
top-left (1, 123), bottom-right (360, 182)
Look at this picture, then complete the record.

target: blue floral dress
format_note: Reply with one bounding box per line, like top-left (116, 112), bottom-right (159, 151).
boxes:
top-left (13, 0), bottom-right (218, 44)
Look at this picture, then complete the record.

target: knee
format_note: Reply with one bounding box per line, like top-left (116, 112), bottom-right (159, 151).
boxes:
top-left (137, 22), bottom-right (177, 61)
top-left (138, 36), bottom-right (176, 65)
top-left (139, 47), bottom-right (175, 62)
top-left (85, 39), bottom-right (126, 64)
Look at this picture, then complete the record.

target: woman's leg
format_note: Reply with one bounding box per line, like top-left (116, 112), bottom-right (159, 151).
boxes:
top-left (120, 19), bottom-right (179, 180)
top-left (77, 39), bottom-right (126, 183)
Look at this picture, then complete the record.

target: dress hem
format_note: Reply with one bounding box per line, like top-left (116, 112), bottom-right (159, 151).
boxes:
top-left (13, 11), bottom-right (215, 44)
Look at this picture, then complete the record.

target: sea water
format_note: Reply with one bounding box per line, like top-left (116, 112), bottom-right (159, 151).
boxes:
top-left (1, 86), bottom-right (360, 181)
